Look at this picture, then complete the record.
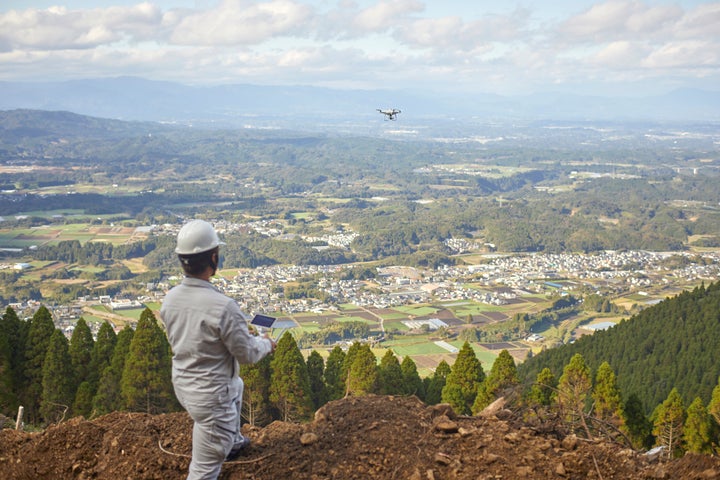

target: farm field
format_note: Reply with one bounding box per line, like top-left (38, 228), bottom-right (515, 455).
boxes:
top-left (2, 216), bottom-right (714, 378)
top-left (0, 223), bottom-right (148, 248)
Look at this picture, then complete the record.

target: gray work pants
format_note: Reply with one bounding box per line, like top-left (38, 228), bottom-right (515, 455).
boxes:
top-left (176, 377), bottom-right (245, 480)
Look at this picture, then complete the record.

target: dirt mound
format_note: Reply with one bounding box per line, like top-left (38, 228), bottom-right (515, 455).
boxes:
top-left (1, 395), bottom-right (719, 479)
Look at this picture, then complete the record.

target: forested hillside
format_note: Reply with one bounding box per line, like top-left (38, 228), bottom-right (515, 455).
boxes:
top-left (3, 109), bottom-right (720, 261)
top-left (519, 281), bottom-right (720, 414)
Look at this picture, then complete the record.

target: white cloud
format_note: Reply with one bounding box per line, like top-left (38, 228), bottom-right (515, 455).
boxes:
top-left (0, 7), bottom-right (116, 49)
top-left (395, 16), bottom-right (463, 48)
top-left (0, 1), bottom-right (717, 95)
top-left (674, 3), bottom-right (720, 39)
top-left (352, 0), bottom-right (424, 32)
top-left (170, 0), bottom-right (314, 45)
top-left (395, 9), bottom-right (529, 51)
top-left (643, 40), bottom-right (719, 69)
top-left (0, 3), bottom-right (164, 50)
top-left (590, 40), bottom-right (648, 68)
top-left (559, 0), bottom-right (682, 40)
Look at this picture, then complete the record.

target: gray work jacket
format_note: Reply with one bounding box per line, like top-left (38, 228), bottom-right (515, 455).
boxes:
top-left (160, 277), bottom-right (273, 405)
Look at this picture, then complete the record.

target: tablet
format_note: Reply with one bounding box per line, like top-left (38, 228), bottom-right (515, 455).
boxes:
top-left (250, 314), bottom-right (276, 328)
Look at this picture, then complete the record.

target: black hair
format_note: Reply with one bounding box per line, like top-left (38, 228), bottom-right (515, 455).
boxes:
top-left (178, 247), bottom-right (219, 276)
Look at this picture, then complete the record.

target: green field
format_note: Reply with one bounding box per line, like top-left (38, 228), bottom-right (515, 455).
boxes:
top-left (336, 316), bottom-right (376, 324)
top-left (384, 321), bottom-right (411, 331)
top-left (389, 341), bottom-right (450, 356)
top-left (394, 305), bottom-right (439, 316)
top-left (0, 221), bottom-right (142, 248)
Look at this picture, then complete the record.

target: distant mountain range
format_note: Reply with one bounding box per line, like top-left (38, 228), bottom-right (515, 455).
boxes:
top-left (0, 77), bottom-right (718, 129)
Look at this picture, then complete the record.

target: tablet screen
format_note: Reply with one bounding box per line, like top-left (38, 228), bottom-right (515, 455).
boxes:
top-left (251, 314), bottom-right (276, 328)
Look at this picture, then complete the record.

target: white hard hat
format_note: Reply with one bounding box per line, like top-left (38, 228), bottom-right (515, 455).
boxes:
top-left (175, 219), bottom-right (226, 255)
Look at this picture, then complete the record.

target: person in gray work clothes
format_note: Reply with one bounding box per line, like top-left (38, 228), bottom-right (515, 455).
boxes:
top-left (160, 219), bottom-right (276, 480)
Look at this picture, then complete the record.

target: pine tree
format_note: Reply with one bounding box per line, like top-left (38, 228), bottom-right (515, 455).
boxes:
top-left (94, 326), bottom-right (134, 415)
top-left (0, 322), bottom-right (16, 415)
top-left (239, 355), bottom-right (273, 426)
top-left (486, 350), bottom-right (519, 396)
top-left (684, 397), bottom-right (712, 454)
top-left (555, 353), bottom-right (592, 428)
top-left (88, 321), bottom-right (117, 391)
top-left (73, 381), bottom-right (95, 419)
top-left (269, 332), bottom-right (313, 421)
top-left (23, 305), bottom-right (56, 424)
top-left (345, 343), bottom-right (378, 396)
top-left (401, 355), bottom-right (424, 399)
top-left (69, 318), bottom-right (94, 386)
top-left (324, 346), bottom-right (346, 401)
top-left (69, 317), bottom-right (94, 416)
top-left (40, 329), bottom-right (75, 424)
top-left (621, 393), bottom-right (653, 450)
top-left (424, 360), bottom-right (451, 405)
top-left (121, 309), bottom-right (177, 414)
top-left (441, 342), bottom-right (484, 415)
top-left (652, 388), bottom-right (686, 459)
top-left (342, 342), bottom-right (364, 387)
top-left (592, 361), bottom-right (623, 423)
top-left (472, 382), bottom-right (495, 414)
top-left (708, 376), bottom-right (720, 428)
top-left (1, 307), bottom-right (26, 413)
top-left (377, 350), bottom-right (404, 395)
top-left (526, 367), bottom-right (557, 410)
top-left (472, 350), bottom-right (518, 413)
top-left (306, 350), bottom-right (328, 409)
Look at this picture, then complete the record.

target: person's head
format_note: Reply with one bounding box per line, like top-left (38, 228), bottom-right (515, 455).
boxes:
top-left (175, 219), bottom-right (225, 277)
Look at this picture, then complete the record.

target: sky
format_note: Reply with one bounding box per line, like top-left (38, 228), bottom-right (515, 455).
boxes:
top-left (0, 0), bottom-right (718, 96)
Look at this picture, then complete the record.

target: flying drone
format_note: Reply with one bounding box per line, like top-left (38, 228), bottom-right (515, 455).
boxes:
top-left (377, 108), bottom-right (401, 120)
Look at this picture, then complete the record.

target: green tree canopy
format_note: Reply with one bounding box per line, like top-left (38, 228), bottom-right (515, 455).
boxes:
top-left (424, 360), bottom-right (451, 406)
top-left (88, 321), bottom-right (117, 390)
top-left (377, 350), bottom-right (404, 395)
top-left (345, 343), bottom-right (378, 396)
top-left (621, 393), bottom-right (653, 450)
top-left (485, 349), bottom-right (519, 395)
top-left (306, 350), bottom-right (328, 409)
top-left (526, 367), bottom-right (557, 409)
top-left (1, 307), bottom-right (26, 414)
top-left (23, 305), bottom-right (56, 424)
top-left (707, 376), bottom-right (720, 428)
top-left (683, 397), bottom-right (712, 454)
top-left (69, 318), bottom-right (94, 386)
top-left (239, 355), bottom-right (273, 426)
top-left (94, 326), bottom-right (134, 415)
top-left (269, 332), bottom-right (313, 422)
top-left (441, 341), bottom-right (485, 415)
top-left (40, 329), bottom-right (75, 424)
top-left (0, 318), bottom-right (16, 415)
top-left (69, 317), bottom-right (94, 416)
top-left (592, 361), bottom-right (623, 424)
top-left (652, 387), bottom-right (686, 459)
top-left (555, 353), bottom-right (592, 427)
top-left (401, 355), bottom-right (424, 399)
top-left (472, 349), bottom-right (519, 414)
top-left (120, 308), bottom-right (177, 414)
top-left (324, 345), bottom-right (346, 401)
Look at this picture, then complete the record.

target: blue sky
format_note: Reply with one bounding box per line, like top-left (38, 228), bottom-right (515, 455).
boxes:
top-left (1, 1), bottom-right (718, 96)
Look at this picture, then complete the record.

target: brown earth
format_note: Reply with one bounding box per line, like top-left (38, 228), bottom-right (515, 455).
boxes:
top-left (1, 395), bottom-right (719, 480)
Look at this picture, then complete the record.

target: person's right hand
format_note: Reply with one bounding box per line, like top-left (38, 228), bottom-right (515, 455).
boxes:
top-left (264, 334), bottom-right (277, 352)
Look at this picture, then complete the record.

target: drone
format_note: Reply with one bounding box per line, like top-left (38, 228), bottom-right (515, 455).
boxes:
top-left (377, 108), bottom-right (401, 120)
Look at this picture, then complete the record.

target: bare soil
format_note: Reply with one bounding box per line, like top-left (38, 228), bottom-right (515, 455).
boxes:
top-left (1, 395), bottom-right (719, 479)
